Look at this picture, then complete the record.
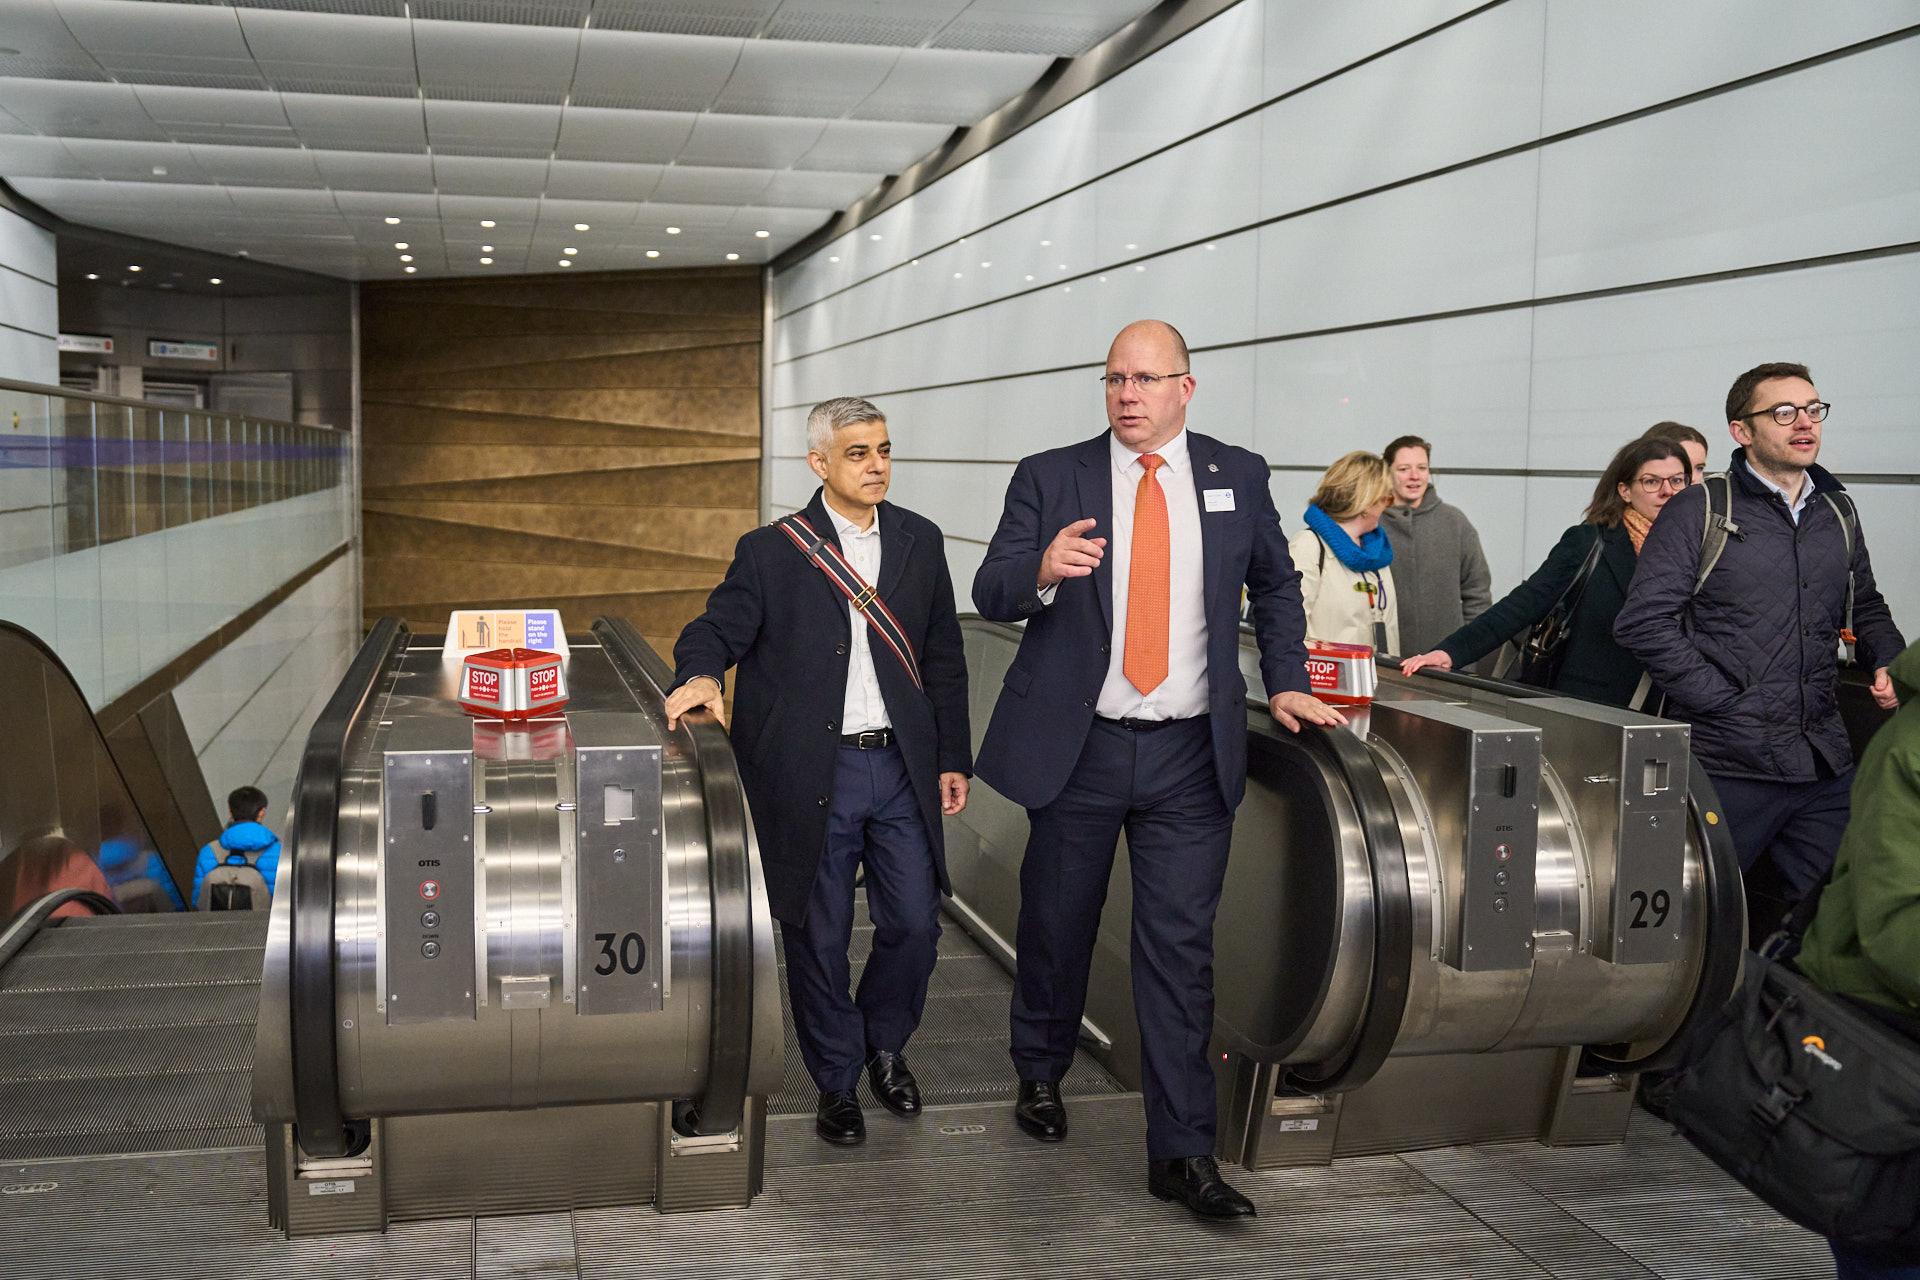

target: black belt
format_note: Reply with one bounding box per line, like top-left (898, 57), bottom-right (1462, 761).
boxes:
top-left (1094, 714), bottom-right (1202, 733)
top-left (841, 728), bottom-right (895, 749)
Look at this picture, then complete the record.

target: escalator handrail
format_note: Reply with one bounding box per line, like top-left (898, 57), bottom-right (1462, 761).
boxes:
top-left (0, 621), bottom-right (187, 907)
top-left (0, 889), bottom-right (120, 972)
top-left (592, 616), bottom-right (754, 1137)
top-left (289, 616), bottom-right (409, 1159)
top-left (1272, 705), bottom-right (1416, 1094)
top-left (1586, 759), bottom-right (1747, 1073)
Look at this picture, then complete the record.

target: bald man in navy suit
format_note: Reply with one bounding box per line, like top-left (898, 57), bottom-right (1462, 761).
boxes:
top-left (973, 320), bottom-right (1342, 1218)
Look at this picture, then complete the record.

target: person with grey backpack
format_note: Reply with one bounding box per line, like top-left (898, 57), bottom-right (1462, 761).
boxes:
top-left (190, 786), bottom-right (281, 911)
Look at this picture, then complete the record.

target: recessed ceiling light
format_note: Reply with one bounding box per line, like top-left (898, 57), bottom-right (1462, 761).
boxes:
top-left (209, 277), bottom-right (222, 285)
top-left (1040, 239), bottom-right (1051, 247)
top-left (480, 220), bottom-right (495, 228)
top-left (666, 226), bottom-right (681, 235)
top-left (725, 252), bottom-right (739, 261)
top-left (404, 266), bottom-right (416, 274)
top-left (754, 230), bottom-right (770, 239)
top-left (85, 272), bottom-right (99, 280)
top-left (399, 254), bottom-right (413, 262)
top-left (1063, 285), bottom-right (1072, 293)
top-left (1098, 275), bottom-right (1108, 283)
top-left (482, 244), bottom-right (493, 252)
top-left (910, 258), bottom-right (919, 266)
top-left (958, 236), bottom-right (967, 243)
top-left (1134, 264), bottom-right (1146, 272)
top-left (1057, 263), bottom-right (1067, 270)
top-left (151, 165), bottom-right (167, 176)
top-left (480, 257), bottom-right (493, 265)
top-left (237, 250), bottom-right (249, 256)
top-left (868, 233), bottom-right (881, 241)
top-left (980, 261), bottom-right (991, 268)
top-left (952, 271), bottom-right (962, 279)
top-left (574, 223), bottom-right (590, 231)
top-left (384, 217), bottom-right (400, 225)
top-left (1024, 274), bottom-right (1034, 281)
top-left (128, 265), bottom-right (142, 272)
top-left (558, 260), bottom-right (572, 267)
top-left (829, 256), bottom-right (839, 263)
top-left (1125, 243), bottom-right (1137, 250)
top-left (645, 250), bottom-right (660, 259)
top-left (394, 241), bottom-right (408, 250)
top-left (563, 247), bottom-right (577, 255)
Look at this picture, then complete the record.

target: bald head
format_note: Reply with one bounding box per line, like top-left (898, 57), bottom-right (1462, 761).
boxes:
top-left (1104, 318), bottom-right (1195, 453)
top-left (1108, 319), bottom-right (1189, 369)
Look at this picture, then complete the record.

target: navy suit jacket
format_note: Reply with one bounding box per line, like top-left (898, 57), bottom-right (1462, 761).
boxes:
top-left (671, 490), bottom-right (972, 924)
top-left (972, 430), bottom-right (1309, 811)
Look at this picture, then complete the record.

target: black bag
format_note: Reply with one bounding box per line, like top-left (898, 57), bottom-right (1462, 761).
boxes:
top-left (1662, 951), bottom-right (1920, 1264)
top-left (1515, 527), bottom-right (1604, 689)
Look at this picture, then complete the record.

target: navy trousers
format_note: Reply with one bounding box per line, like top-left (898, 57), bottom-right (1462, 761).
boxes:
top-left (781, 743), bottom-right (941, 1094)
top-left (1009, 716), bottom-right (1235, 1160)
top-left (1710, 768), bottom-right (1855, 897)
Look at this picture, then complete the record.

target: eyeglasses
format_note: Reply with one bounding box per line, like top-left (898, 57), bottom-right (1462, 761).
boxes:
top-left (1099, 371), bottom-right (1188, 391)
top-left (1740, 400), bottom-right (1831, 426)
top-left (1634, 474), bottom-right (1688, 493)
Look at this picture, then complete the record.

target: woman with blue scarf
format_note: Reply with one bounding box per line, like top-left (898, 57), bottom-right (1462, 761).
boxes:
top-left (1289, 452), bottom-right (1399, 654)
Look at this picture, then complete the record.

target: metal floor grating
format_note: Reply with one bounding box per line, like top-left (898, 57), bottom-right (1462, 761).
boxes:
top-left (0, 1099), bottom-right (1831, 1280)
top-left (0, 913), bottom-right (267, 1161)
top-left (767, 903), bottom-right (1128, 1115)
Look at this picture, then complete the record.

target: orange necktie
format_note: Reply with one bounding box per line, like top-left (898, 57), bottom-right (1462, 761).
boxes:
top-left (1123, 452), bottom-right (1170, 696)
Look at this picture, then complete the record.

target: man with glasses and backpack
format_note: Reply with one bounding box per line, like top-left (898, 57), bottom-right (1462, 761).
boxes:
top-left (191, 785), bottom-right (280, 910)
top-left (1616, 362), bottom-right (1904, 935)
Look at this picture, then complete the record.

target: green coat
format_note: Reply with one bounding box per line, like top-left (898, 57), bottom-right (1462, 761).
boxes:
top-left (1797, 642), bottom-right (1920, 1018)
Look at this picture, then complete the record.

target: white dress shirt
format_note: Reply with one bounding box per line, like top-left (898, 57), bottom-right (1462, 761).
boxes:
top-left (1094, 429), bottom-right (1210, 720)
top-left (827, 503), bottom-right (892, 733)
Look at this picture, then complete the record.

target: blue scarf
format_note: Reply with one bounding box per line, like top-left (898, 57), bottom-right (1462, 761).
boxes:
top-left (1303, 503), bottom-right (1394, 573)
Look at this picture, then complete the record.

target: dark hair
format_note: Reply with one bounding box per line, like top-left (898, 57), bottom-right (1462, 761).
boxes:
top-left (1725, 362), bottom-right (1812, 424)
top-left (228, 786), bottom-right (269, 823)
top-left (1382, 435), bottom-right (1432, 467)
top-left (1585, 437), bottom-right (1688, 526)
top-left (1641, 421), bottom-right (1708, 450)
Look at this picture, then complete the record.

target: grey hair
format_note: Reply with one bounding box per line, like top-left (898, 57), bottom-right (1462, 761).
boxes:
top-left (805, 397), bottom-right (885, 456)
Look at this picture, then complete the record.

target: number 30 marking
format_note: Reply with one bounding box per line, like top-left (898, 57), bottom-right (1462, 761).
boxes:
top-left (593, 931), bottom-right (646, 975)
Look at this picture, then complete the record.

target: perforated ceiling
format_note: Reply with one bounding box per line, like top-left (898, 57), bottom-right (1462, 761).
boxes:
top-left (0, 0), bottom-right (1161, 280)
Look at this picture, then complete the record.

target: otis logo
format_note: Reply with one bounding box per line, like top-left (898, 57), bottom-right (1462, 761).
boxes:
top-left (1801, 1034), bottom-right (1843, 1072)
top-left (529, 665), bottom-right (560, 701)
top-left (465, 666), bottom-right (500, 703)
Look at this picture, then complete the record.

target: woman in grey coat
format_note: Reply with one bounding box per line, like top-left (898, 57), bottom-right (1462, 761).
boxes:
top-left (1377, 436), bottom-right (1491, 656)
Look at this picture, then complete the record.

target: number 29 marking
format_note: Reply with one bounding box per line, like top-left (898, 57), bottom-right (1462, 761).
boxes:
top-left (1627, 889), bottom-right (1671, 930)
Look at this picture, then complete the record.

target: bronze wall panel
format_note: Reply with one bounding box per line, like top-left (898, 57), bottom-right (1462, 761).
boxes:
top-left (359, 267), bottom-right (762, 638)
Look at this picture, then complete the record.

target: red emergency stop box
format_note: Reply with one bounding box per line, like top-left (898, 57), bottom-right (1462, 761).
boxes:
top-left (1304, 640), bottom-right (1377, 705)
top-left (459, 647), bottom-right (568, 720)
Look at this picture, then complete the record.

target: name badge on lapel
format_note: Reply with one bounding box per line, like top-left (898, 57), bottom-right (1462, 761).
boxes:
top-left (1203, 488), bottom-right (1236, 513)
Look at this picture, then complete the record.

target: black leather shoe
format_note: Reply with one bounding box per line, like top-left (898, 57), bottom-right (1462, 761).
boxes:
top-left (1148, 1156), bottom-right (1256, 1218)
top-left (1014, 1079), bottom-right (1067, 1142)
top-left (815, 1089), bottom-right (865, 1146)
top-left (866, 1050), bottom-right (922, 1117)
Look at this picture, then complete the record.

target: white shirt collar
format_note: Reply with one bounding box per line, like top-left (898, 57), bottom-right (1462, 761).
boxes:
top-left (826, 500), bottom-right (880, 540)
top-left (1741, 457), bottom-right (1812, 516)
top-left (1109, 426), bottom-right (1190, 478)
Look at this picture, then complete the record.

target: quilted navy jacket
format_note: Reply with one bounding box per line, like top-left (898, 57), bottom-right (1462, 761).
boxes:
top-left (1614, 450), bottom-right (1905, 782)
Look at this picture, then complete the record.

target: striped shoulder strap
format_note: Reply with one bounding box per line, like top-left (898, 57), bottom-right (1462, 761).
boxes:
top-left (774, 514), bottom-right (923, 691)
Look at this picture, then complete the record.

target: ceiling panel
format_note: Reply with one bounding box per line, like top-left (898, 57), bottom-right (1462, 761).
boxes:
top-left (413, 19), bottom-right (580, 104)
top-left (937, 0), bottom-right (1146, 55)
top-left (763, 0), bottom-right (966, 47)
top-left (590, 0), bottom-right (778, 38)
top-left (281, 92), bottom-right (428, 152)
top-left (796, 118), bottom-right (954, 173)
top-left (708, 41), bottom-right (898, 118)
top-left (678, 113), bottom-right (830, 170)
top-left (570, 30), bottom-right (741, 112)
top-left (544, 159), bottom-right (665, 202)
top-left (308, 150), bottom-right (437, 193)
top-left (553, 106), bottom-right (695, 164)
top-left (854, 48), bottom-right (1053, 123)
top-left (0, 0), bottom-right (1163, 278)
top-left (0, 78), bottom-right (169, 140)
